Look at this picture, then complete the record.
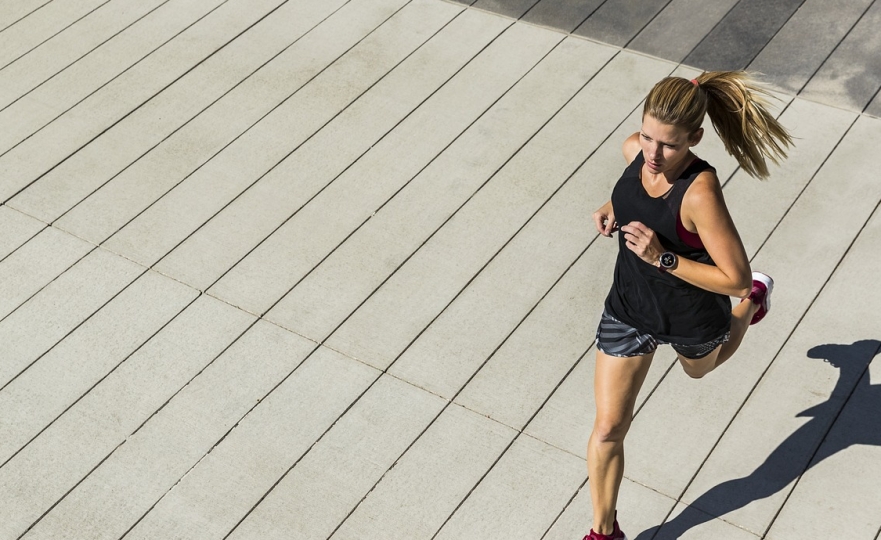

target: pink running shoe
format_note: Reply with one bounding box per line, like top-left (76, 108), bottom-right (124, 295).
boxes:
top-left (584, 516), bottom-right (627, 540)
top-left (746, 271), bottom-right (774, 325)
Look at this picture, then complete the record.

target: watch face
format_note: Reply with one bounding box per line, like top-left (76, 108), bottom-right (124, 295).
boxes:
top-left (660, 252), bottom-right (676, 268)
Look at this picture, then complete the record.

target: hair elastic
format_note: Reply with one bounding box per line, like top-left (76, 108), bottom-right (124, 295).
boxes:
top-left (690, 78), bottom-right (699, 86)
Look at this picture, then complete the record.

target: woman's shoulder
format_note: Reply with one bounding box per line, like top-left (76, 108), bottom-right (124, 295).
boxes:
top-left (682, 168), bottom-right (725, 217)
top-left (622, 132), bottom-right (641, 164)
top-left (688, 167), bottom-right (721, 194)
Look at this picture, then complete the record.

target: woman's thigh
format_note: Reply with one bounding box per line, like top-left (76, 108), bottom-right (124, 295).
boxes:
top-left (594, 349), bottom-right (655, 427)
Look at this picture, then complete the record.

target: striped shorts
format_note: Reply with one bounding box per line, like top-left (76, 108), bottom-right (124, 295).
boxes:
top-left (595, 309), bottom-right (730, 360)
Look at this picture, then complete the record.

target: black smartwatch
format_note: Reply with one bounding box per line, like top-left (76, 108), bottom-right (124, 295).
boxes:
top-left (658, 251), bottom-right (677, 273)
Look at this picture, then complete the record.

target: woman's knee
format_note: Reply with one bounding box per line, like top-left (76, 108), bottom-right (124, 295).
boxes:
top-left (592, 416), bottom-right (632, 444)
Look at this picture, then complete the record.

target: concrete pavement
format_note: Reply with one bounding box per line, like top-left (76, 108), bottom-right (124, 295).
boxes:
top-left (1, 0), bottom-right (880, 538)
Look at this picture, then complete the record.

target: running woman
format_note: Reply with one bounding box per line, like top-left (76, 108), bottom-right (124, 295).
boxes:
top-left (586, 72), bottom-right (793, 540)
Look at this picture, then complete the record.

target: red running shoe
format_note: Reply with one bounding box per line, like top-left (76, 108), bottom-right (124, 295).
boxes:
top-left (746, 271), bottom-right (774, 325)
top-left (584, 516), bottom-right (627, 540)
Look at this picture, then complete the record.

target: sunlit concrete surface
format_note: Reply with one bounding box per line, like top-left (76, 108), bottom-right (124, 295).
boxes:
top-left (1, 1), bottom-right (879, 538)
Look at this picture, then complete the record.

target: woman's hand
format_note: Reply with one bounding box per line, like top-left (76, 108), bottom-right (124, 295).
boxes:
top-left (621, 221), bottom-right (664, 266)
top-left (593, 201), bottom-right (617, 237)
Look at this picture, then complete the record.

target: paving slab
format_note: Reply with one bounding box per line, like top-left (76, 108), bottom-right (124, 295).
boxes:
top-left (0, 0), bottom-right (277, 203)
top-left (260, 36), bottom-right (612, 341)
top-left (0, 0), bottom-right (167, 110)
top-left (867, 88), bottom-right (881, 118)
top-left (0, 270), bottom-right (196, 466)
top-left (523, 350), bottom-right (596, 459)
top-left (324, 51), bottom-right (673, 371)
top-left (227, 375), bottom-right (445, 540)
top-left (521, 0), bottom-right (604, 33)
top-left (331, 404), bottom-right (515, 540)
top-left (616, 97), bottom-right (861, 502)
top-left (159, 18), bottom-right (558, 295)
top-left (543, 478), bottom-right (674, 540)
top-left (653, 502), bottom-right (760, 540)
top-left (0, 204), bottom-right (44, 261)
top-left (2, 0), bottom-right (880, 536)
top-left (573, 0), bottom-right (670, 47)
top-left (0, 0), bottom-right (53, 34)
top-left (0, 0), bottom-right (108, 67)
top-left (19, 319), bottom-right (314, 540)
top-left (462, 0), bottom-right (881, 115)
top-left (50, 0), bottom-right (395, 244)
top-left (800, 0), bottom-right (881, 113)
top-left (724, 98), bottom-right (856, 256)
top-left (14, 0), bottom-right (343, 225)
top-left (748, 0), bottom-right (874, 95)
top-left (471, 0), bottom-right (534, 20)
top-left (450, 233), bottom-right (608, 430)
top-left (627, 0), bottom-right (740, 63)
top-left (102, 0), bottom-right (475, 269)
top-left (0, 226), bottom-right (91, 321)
top-left (123, 346), bottom-right (379, 540)
top-left (0, 0), bottom-right (227, 158)
top-left (677, 191), bottom-right (881, 537)
top-left (766, 348), bottom-right (881, 538)
top-left (432, 434), bottom-right (585, 539)
top-left (201, 7), bottom-right (510, 311)
top-left (0, 247), bottom-right (144, 389)
top-left (683, 0), bottom-right (804, 71)
top-left (0, 294), bottom-right (252, 538)
top-left (387, 156), bottom-right (616, 401)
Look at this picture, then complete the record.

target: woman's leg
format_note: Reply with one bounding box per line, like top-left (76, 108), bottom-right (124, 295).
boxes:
top-left (678, 297), bottom-right (760, 378)
top-left (588, 349), bottom-right (654, 535)
top-left (715, 296), bottom-right (761, 364)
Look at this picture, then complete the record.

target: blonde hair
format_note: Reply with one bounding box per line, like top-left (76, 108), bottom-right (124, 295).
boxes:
top-left (643, 71), bottom-right (792, 179)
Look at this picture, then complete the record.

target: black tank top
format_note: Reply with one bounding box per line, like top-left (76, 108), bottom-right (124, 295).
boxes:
top-left (604, 152), bottom-right (731, 344)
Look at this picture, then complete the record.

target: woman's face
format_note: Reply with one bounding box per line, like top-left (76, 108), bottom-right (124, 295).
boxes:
top-left (639, 115), bottom-right (701, 175)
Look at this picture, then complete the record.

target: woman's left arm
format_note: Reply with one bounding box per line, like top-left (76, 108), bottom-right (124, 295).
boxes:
top-left (621, 172), bottom-right (753, 298)
top-left (671, 172), bottom-right (752, 297)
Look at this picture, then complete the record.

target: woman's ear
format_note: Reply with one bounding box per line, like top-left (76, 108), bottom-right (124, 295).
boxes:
top-left (690, 127), bottom-right (704, 146)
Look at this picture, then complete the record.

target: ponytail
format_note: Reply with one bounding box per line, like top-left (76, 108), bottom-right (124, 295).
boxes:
top-left (644, 72), bottom-right (792, 179)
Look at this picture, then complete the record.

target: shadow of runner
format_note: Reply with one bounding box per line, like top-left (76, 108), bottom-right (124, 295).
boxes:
top-left (635, 339), bottom-right (881, 540)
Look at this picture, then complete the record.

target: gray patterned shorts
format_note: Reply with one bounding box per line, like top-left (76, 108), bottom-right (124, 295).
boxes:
top-left (595, 309), bottom-right (730, 360)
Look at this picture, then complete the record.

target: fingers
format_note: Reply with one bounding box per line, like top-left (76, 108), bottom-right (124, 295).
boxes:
top-left (622, 221), bottom-right (654, 242)
top-left (621, 223), bottom-right (642, 247)
top-left (593, 213), bottom-right (617, 237)
top-left (621, 221), bottom-right (661, 264)
top-left (593, 213), bottom-right (607, 235)
top-left (604, 219), bottom-right (618, 236)
top-left (593, 201), bottom-right (616, 238)
top-left (621, 221), bottom-right (647, 235)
